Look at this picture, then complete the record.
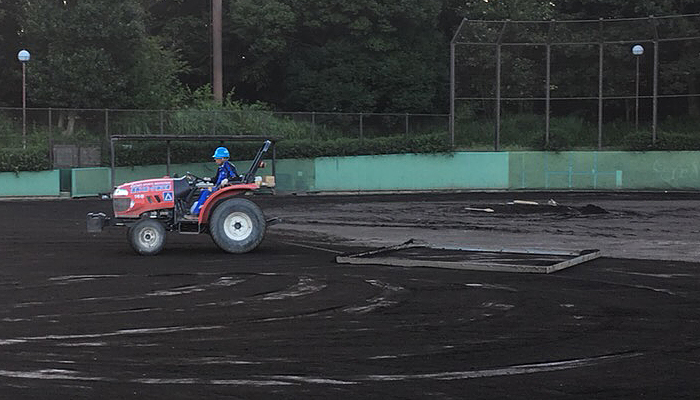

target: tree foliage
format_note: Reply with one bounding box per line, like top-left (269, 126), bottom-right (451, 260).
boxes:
top-left (0, 0), bottom-right (697, 118)
top-left (0, 0), bottom-right (23, 107)
top-left (20, 0), bottom-right (185, 109)
top-left (146, 0), bottom-right (211, 91)
top-left (226, 0), bottom-right (447, 113)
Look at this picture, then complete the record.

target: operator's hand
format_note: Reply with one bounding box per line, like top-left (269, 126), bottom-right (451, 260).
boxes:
top-left (220, 178), bottom-right (229, 186)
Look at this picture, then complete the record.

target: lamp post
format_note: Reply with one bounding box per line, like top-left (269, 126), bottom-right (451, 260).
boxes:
top-left (632, 44), bottom-right (644, 132)
top-left (17, 49), bottom-right (30, 149)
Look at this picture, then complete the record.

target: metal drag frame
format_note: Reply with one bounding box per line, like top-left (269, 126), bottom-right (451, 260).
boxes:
top-left (336, 240), bottom-right (601, 274)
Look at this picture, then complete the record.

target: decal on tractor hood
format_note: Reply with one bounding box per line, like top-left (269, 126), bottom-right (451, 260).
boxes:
top-left (130, 181), bottom-right (172, 193)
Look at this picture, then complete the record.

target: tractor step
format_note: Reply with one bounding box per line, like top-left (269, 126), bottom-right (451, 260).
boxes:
top-left (178, 221), bottom-right (202, 234)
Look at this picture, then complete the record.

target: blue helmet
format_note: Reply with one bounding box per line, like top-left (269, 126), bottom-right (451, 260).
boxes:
top-left (212, 146), bottom-right (230, 158)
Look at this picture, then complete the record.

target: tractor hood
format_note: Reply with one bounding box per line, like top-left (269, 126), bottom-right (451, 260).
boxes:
top-left (115, 178), bottom-right (175, 196)
top-left (112, 177), bottom-right (178, 218)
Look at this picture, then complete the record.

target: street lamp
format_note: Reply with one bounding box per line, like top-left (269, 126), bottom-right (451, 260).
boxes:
top-left (17, 49), bottom-right (30, 149)
top-left (632, 44), bottom-right (644, 132)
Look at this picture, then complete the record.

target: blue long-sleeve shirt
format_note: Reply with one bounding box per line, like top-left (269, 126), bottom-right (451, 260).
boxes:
top-left (213, 161), bottom-right (238, 186)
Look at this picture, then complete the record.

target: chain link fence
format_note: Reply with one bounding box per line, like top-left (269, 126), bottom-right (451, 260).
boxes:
top-left (450, 14), bottom-right (700, 150)
top-left (0, 107), bottom-right (449, 168)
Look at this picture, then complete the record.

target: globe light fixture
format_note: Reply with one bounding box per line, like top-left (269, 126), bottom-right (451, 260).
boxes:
top-left (632, 44), bottom-right (644, 56)
top-left (17, 49), bottom-right (31, 149)
top-left (632, 45), bottom-right (644, 131)
top-left (17, 49), bottom-right (30, 62)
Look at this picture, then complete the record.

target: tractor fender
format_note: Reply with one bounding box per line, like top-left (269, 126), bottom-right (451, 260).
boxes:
top-left (198, 183), bottom-right (258, 224)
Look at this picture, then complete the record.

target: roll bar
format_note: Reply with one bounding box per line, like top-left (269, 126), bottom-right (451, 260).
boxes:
top-left (240, 140), bottom-right (272, 184)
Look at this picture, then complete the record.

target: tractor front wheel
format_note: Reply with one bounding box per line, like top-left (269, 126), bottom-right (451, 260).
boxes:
top-left (209, 198), bottom-right (266, 253)
top-left (128, 219), bottom-right (167, 255)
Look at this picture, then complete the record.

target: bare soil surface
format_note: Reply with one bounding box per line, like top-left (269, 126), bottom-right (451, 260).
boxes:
top-left (268, 191), bottom-right (700, 262)
top-left (0, 192), bottom-right (699, 399)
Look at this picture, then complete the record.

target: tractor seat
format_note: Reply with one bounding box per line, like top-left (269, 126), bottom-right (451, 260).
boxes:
top-left (173, 176), bottom-right (194, 199)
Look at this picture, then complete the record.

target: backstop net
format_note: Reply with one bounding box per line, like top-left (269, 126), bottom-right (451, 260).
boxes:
top-left (450, 14), bottom-right (700, 150)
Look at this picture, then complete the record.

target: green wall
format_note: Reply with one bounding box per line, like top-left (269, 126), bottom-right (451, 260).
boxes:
top-left (314, 153), bottom-right (509, 191)
top-left (0, 170), bottom-right (61, 196)
top-left (509, 151), bottom-right (700, 190)
top-left (71, 168), bottom-right (112, 197)
top-left (6, 151), bottom-right (700, 197)
top-left (274, 159), bottom-right (315, 192)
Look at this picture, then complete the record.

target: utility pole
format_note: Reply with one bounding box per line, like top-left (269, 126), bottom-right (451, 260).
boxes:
top-left (212, 0), bottom-right (223, 103)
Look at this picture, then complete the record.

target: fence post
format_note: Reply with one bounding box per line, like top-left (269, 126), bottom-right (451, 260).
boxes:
top-left (494, 20), bottom-right (508, 151)
top-left (546, 43), bottom-right (551, 146)
top-left (546, 20), bottom-right (554, 147)
top-left (102, 109), bottom-right (110, 169)
top-left (495, 43), bottom-right (502, 151)
top-left (104, 109), bottom-right (109, 143)
top-left (160, 110), bottom-right (164, 135)
top-left (110, 137), bottom-right (115, 189)
top-left (48, 108), bottom-right (53, 166)
top-left (166, 140), bottom-right (171, 177)
top-left (450, 40), bottom-right (456, 147)
top-left (271, 143), bottom-right (277, 178)
top-left (311, 111), bottom-right (316, 139)
top-left (405, 113), bottom-right (409, 135)
top-left (597, 18), bottom-right (604, 150)
top-left (359, 113), bottom-right (364, 139)
top-left (651, 15), bottom-right (659, 144)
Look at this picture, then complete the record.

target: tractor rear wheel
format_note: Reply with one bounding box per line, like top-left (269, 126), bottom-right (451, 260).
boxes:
top-left (128, 219), bottom-right (166, 255)
top-left (209, 197), bottom-right (266, 253)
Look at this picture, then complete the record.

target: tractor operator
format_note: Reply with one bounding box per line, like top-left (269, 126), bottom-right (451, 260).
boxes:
top-left (190, 146), bottom-right (238, 215)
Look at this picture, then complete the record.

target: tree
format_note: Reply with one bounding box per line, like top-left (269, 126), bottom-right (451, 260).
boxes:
top-left (226, 0), bottom-right (296, 106)
top-left (20, 0), bottom-right (185, 125)
top-left (0, 0), bottom-right (23, 107)
top-left (145, 0), bottom-right (211, 91)
top-left (227, 0), bottom-right (448, 113)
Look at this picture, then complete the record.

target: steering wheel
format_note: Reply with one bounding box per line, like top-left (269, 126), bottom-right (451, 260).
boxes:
top-left (185, 172), bottom-right (207, 184)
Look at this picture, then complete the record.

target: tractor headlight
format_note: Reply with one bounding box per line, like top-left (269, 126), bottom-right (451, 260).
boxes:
top-left (113, 198), bottom-right (133, 212)
top-left (113, 188), bottom-right (129, 197)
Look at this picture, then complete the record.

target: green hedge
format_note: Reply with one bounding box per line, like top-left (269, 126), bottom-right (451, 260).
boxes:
top-left (0, 134), bottom-right (450, 172)
top-left (0, 148), bottom-right (52, 172)
top-left (623, 131), bottom-right (700, 151)
top-left (111, 133), bottom-right (451, 167)
top-left (10, 130), bottom-right (700, 172)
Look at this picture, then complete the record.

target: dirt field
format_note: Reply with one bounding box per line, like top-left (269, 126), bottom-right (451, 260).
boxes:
top-left (1, 192), bottom-right (699, 399)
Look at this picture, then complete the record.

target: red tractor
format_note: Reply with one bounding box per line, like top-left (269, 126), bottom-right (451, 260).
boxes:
top-left (87, 140), bottom-right (274, 255)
